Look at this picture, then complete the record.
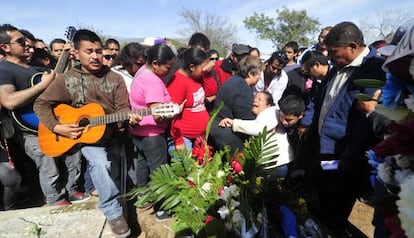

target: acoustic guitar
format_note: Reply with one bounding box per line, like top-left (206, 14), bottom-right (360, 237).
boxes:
top-left (38, 102), bottom-right (180, 157)
top-left (10, 26), bottom-right (77, 134)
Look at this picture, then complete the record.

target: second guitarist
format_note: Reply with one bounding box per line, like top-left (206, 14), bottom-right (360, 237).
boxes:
top-left (33, 29), bottom-right (140, 238)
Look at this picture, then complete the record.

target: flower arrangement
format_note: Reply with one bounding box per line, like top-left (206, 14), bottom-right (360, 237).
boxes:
top-left (355, 23), bottom-right (414, 237)
top-left (128, 103), bottom-right (310, 237)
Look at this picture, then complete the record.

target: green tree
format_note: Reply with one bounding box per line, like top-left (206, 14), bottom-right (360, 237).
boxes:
top-left (244, 6), bottom-right (320, 48)
top-left (177, 8), bottom-right (238, 56)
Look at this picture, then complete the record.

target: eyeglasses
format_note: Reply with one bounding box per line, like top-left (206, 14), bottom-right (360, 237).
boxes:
top-left (103, 54), bottom-right (116, 60)
top-left (209, 57), bottom-right (219, 61)
top-left (9, 37), bottom-right (26, 47)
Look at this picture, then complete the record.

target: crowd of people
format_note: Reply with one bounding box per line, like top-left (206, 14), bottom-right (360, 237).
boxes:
top-left (0, 19), bottom-right (411, 238)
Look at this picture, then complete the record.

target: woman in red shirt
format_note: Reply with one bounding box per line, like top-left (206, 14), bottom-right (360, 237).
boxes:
top-left (167, 48), bottom-right (210, 153)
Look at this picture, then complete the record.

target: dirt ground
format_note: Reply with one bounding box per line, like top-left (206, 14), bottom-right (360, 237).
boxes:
top-left (135, 200), bottom-right (375, 238)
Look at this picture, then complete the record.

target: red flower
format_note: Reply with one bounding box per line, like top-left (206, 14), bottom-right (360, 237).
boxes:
top-left (218, 187), bottom-right (224, 196)
top-left (231, 160), bottom-right (243, 174)
top-left (188, 180), bottom-right (195, 188)
top-left (226, 175), bottom-right (234, 184)
top-left (192, 146), bottom-right (206, 165)
top-left (205, 215), bottom-right (214, 224)
top-left (192, 136), bottom-right (213, 165)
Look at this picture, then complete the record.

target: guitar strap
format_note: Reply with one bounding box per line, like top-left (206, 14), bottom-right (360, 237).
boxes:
top-left (0, 138), bottom-right (14, 169)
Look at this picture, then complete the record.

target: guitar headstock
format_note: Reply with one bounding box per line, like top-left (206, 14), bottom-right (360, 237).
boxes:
top-left (152, 103), bottom-right (180, 118)
top-left (65, 26), bottom-right (77, 42)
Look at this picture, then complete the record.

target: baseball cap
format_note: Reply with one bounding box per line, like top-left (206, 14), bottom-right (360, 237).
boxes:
top-left (232, 43), bottom-right (251, 56)
top-left (377, 18), bottom-right (414, 56)
top-left (140, 37), bottom-right (166, 46)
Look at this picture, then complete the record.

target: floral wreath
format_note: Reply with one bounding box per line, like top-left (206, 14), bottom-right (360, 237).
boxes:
top-left (128, 103), bottom-right (318, 237)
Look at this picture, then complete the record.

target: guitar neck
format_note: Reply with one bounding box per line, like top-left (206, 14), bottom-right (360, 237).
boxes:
top-left (54, 50), bottom-right (70, 74)
top-left (88, 108), bottom-right (152, 127)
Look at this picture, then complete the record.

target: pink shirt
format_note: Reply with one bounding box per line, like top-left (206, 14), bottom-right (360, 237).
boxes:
top-left (129, 65), bottom-right (171, 136)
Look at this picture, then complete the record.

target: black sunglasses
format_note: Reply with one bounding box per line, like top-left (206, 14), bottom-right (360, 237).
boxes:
top-left (103, 54), bottom-right (116, 60)
top-left (9, 37), bottom-right (26, 47)
top-left (209, 57), bottom-right (219, 61)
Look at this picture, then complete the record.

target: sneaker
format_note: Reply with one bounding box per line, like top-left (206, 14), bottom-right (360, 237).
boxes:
top-left (108, 215), bottom-right (131, 238)
top-left (155, 210), bottom-right (172, 222)
top-left (53, 199), bottom-right (71, 206)
top-left (69, 191), bottom-right (91, 203)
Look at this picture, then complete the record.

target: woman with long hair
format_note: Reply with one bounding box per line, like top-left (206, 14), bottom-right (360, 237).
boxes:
top-left (167, 47), bottom-right (210, 153)
top-left (128, 43), bottom-right (175, 187)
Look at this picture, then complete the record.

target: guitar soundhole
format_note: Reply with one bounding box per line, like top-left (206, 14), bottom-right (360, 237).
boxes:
top-left (79, 118), bottom-right (90, 127)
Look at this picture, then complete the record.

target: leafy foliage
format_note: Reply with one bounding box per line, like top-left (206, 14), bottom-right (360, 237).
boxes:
top-left (244, 6), bottom-right (320, 48)
top-left (129, 127), bottom-right (308, 236)
top-left (128, 103), bottom-right (308, 236)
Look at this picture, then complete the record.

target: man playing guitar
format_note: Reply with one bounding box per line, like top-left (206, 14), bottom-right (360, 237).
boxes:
top-left (33, 29), bottom-right (142, 238)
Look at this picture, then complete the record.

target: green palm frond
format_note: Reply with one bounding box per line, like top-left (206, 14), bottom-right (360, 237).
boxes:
top-left (169, 148), bottom-right (195, 176)
top-left (206, 101), bottom-right (224, 141)
top-left (243, 128), bottom-right (280, 176)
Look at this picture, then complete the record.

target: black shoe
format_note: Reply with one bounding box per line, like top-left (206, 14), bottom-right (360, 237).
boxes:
top-left (108, 215), bottom-right (131, 238)
top-left (155, 210), bottom-right (172, 222)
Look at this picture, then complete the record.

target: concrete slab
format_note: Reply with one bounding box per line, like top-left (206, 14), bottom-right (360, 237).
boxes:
top-left (0, 197), bottom-right (114, 238)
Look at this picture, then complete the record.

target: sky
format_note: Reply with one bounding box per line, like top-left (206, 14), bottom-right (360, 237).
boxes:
top-left (1, 0), bottom-right (413, 55)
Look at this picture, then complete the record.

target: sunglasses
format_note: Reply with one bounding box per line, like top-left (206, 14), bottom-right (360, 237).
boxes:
top-left (103, 54), bottom-right (116, 60)
top-left (209, 57), bottom-right (219, 61)
top-left (9, 37), bottom-right (26, 47)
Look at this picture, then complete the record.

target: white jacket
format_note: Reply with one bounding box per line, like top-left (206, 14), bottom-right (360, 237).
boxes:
top-left (232, 108), bottom-right (293, 167)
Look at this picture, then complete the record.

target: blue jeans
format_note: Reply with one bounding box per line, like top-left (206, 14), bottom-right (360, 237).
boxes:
top-left (0, 162), bottom-right (22, 210)
top-left (132, 134), bottom-right (168, 187)
top-left (167, 136), bottom-right (193, 160)
top-left (81, 140), bottom-right (123, 220)
top-left (23, 133), bottom-right (81, 204)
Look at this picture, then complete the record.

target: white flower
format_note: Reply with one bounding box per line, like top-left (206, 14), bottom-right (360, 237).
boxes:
top-left (220, 186), bottom-right (232, 201)
top-left (218, 205), bottom-right (230, 219)
top-left (395, 169), bottom-right (414, 184)
top-left (230, 199), bottom-right (240, 209)
top-left (404, 94), bottom-right (414, 112)
top-left (217, 170), bottom-right (225, 178)
top-left (220, 185), bottom-right (240, 201)
top-left (228, 184), bottom-right (240, 197)
top-left (225, 222), bottom-right (232, 231)
top-left (396, 154), bottom-right (414, 169)
top-left (257, 213), bottom-right (263, 224)
top-left (378, 162), bottom-right (393, 184)
top-left (397, 174), bottom-right (414, 238)
top-left (232, 209), bottom-right (242, 224)
top-left (201, 182), bottom-right (212, 192)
